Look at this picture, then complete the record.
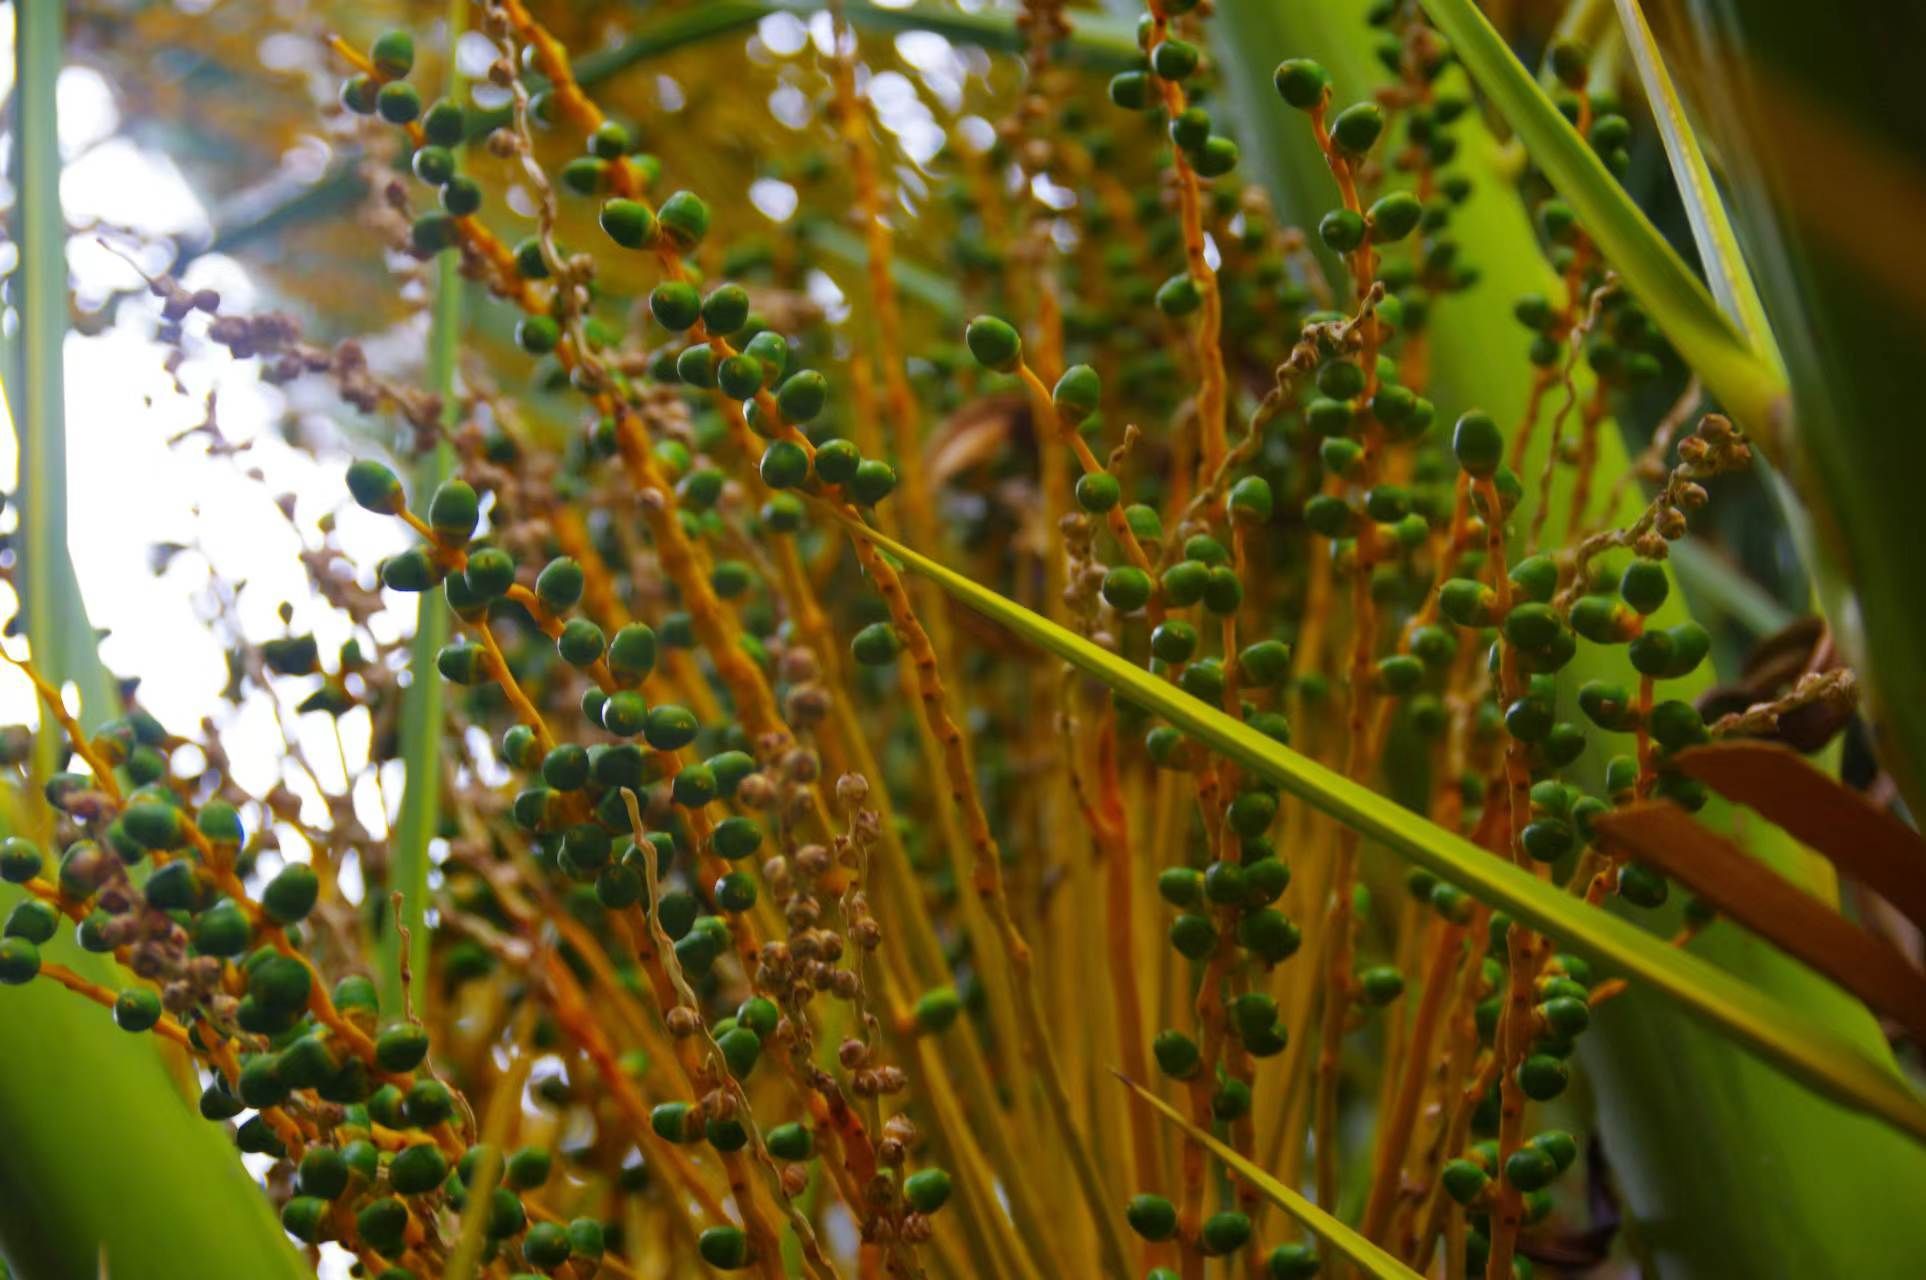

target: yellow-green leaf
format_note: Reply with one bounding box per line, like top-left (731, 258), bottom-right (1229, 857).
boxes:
top-left (1115, 1074), bottom-right (1421, 1280)
top-left (1415, 0), bottom-right (1788, 444)
top-left (836, 514), bottom-right (1926, 1147)
top-left (1611, 0), bottom-right (1778, 364)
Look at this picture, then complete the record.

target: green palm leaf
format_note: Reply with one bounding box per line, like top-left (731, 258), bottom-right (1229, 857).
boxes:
top-left (0, 4), bottom-right (306, 1275)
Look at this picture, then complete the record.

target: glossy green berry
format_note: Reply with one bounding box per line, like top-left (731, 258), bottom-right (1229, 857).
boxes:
top-left (193, 901), bottom-right (252, 956)
top-left (1100, 565), bottom-right (1152, 613)
top-left (523, 1221), bottom-right (571, 1267)
top-left (1539, 994), bottom-right (1590, 1039)
top-left (1156, 274), bottom-right (1204, 316)
top-left (3, 900), bottom-right (56, 944)
top-left (404, 1078), bottom-right (453, 1128)
top-left (1203, 566), bottom-right (1243, 615)
top-left (1368, 191), bottom-right (1423, 241)
top-left (411, 145), bottom-right (455, 185)
top-left (346, 460), bottom-right (405, 515)
top-left (1273, 58), bottom-right (1329, 108)
top-left (698, 1226), bottom-right (750, 1269)
top-left (436, 643), bottom-right (485, 685)
top-left (600, 197), bottom-right (657, 249)
top-left (1211, 1077), bottom-right (1253, 1121)
top-left (651, 1101), bottom-right (696, 1143)
top-left (1531, 1129), bottom-right (1579, 1175)
top-left (504, 1144), bottom-right (552, 1190)
top-left (642, 704), bottom-right (698, 751)
top-left (1152, 1028), bottom-right (1202, 1079)
top-left (777, 370), bottom-right (829, 423)
top-left (1127, 1194), bottom-right (1179, 1241)
top-left (1201, 859), bottom-right (1247, 906)
top-left (0, 838), bottom-right (43, 884)
top-left (1521, 819), bottom-right (1574, 863)
top-left (759, 440), bottom-right (810, 490)
top-left (552, 619), bottom-right (604, 669)
top-left (805, 440), bottom-right (857, 488)
top-left (1517, 1053), bottom-right (1570, 1101)
top-left (370, 29), bottom-right (415, 78)
top-left (1156, 867), bottom-right (1203, 908)
top-left (1441, 1157), bottom-right (1490, 1206)
top-left (1331, 101), bottom-right (1384, 153)
top-left (297, 1146), bottom-right (350, 1200)
top-left (376, 81), bottom-right (421, 124)
top-left (1649, 699), bottom-right (1708, 751)
top-left (1169, 913), bottom-right (1218, 960)
top-left (1108, 70), bottom-right (1151, 110)
top-left (439, 176), bottom-right (481, 217)
top-left (1229, 475), bottom-right (1274, 523)
top-left (848, 621), bottom-right (900, 667)
top-left (1266, 1244), bottom-right (1321, 1279)
top-left (742, 332), bottom-right (787, 386)
top-left (424, 481), bottom-right (479, 544)
top-left (113, 986), bottom-right (162, 1032)
top-left (375, 1023), bottom-right (431, 1072)
top-left (381, 547), bottom-right (441, 592)
top-left (767, 1122), bottom-right (814, 1161)
top-left (1502, 602), bottom-right (1561, 652)
top-left (1452, 411), bottom-right (1503, 476)
top-left (904, 1168), bottom-right (952, 1213)
top-left (281, 1194), bottom-right (329, 1243)
top-left (1193, 135), bottom-right (1239, 176)
top-left (1318, 208), bottom-right (1366, 253)
top-left (601, 623), bottom-right (657, 685)
top-left (1157, 561), bottom-right (1206, 608)
top-left (1617, 860), bottom-right (1669, 908)
top-left (535, 557), bottom-right (584, 612)
top-left (965, 315), bottom-right (1022, 372)
top-left (1075, 471), bottom-right (1121, 514)
top-left (485, 1186), bottom-right (526, 1239)
top-left (1151, 38), bottom-right (1200, 80)
top-left (143, 860), bottom-right (200, 910)
top-left (1358, 965), bottom-right (1405, 1006)
top-left (262, 863), bottom-right (319, 924)
top-left (1238, 909), bottom-right (1302, 964)
top-left (421, 98), bottom-right (464, 146)
top-left (1229, 994), bottom-right (1280, 1046)
top-left (390, 1142), bottom-right (448, 1195)
top-left (699, 284), bottom-right (750, 336)
top-left (849, 459), bottom-right (897, 505)
top-left (339, 75), bottom-right (379, 115)
top-left (1239, 639), bottom-right (1291, 685)
top-left (649, 282), bottom-right (702, 332)
top-left (1200, 1211), bottom-right (1252, 1256)
top-left (1620, 559), bottom-right (1669, 614)
top-left (716, 353), bottom-right (762, 399)
top-left (1663, 621), bottom-right (1711, 677)
top-left (1052, 364), bottom-right (1101, 422)
top-left (1504, 1144), bottom-right (1558, 1192)
top-left (658, 191), bottom-right (710, 248)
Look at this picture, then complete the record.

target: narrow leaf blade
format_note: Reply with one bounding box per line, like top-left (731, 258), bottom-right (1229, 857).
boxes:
top-left (838, 516), bottom-right (1926, 1146)
top-left (2, 5), bottom-right (305, 1274)
top-left (1612, 0), bottom-right (1778, 362)
top-left (1415, 0), bottom-right (1788, 438)
top-left (1115, 1075), bottom-right (1421, 1280)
